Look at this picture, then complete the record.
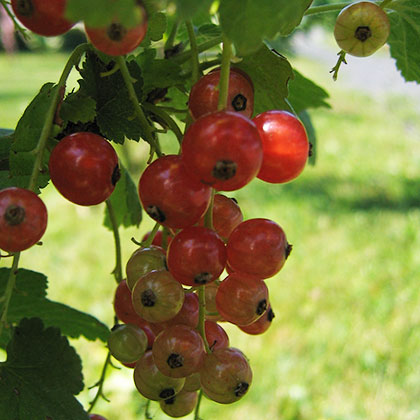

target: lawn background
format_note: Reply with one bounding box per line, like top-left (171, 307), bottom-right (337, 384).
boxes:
top-left (1, 33), bottom-right (420, 420)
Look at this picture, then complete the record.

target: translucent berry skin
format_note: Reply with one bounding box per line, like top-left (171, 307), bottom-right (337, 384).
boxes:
top-left (134, 350), bottom-right (185, 401)
top-left (152, 324), bottom-right (205, 378)
top-left (181, 111), bottom-right (263, 191)
top-left (216, 273), bottom-right (269, 326)
top-left (49, 132), bottom-right (120, 206)
top-left (125, 245), bottom-right (167, 290)
top-left (200, 347), bottom-right (252, 404)
top-left (167, 227), bottom-right (227, 287)
top-left (239, 304), bottom-right (275, 335)
top-left (160, 390), bottom-right (198, 418)
top-left (138, 155), bottom-right (212, 229)
top-left (131, 270), bottom-right (184, 323)
top-left (113, 279), bottom-right (139, 324)
top-left (0, 187), bottom-right (47, 253)
top-left (227, 218), bottom-right (290, 279)
top-left (11, 0), bottom-right (75, 37)
top-left (205, 320), bottom-right (229, 350)
top-left (107, 324), bottom-right (148, 364)
top-left (253, 110), bottom-right (309, 184)
top-left (89, 415), bottom-right (107, 420)
top-left (183, 372), bottom-right (201, 392)
top-left (85, 3), bottom-right (147, 56)
top-left (188, 68), bottom-right (254, 119)
top-left (198, 194), bottom-right (243, 240)
top-left (334, 1), bottom-right (390, 57)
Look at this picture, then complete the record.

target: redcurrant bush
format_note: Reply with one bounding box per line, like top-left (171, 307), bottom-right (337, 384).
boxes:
top-left (253, 110), bottom-right (309, 184)
top-left (84, 2), bottom-right (148, 56)
top-left (0, 187), bottom-right (48, 253)
top-left (181, 111), bottom-right (263, 191)
top-left (200, 347), bottom-right (253, 404)
top-left (11, 0), bottom-right (75, 37)
top-left (188, 67), bottom-right (254, 119)
top-left (49, 132), bottom-right (120, 206)
top-left (334, 1), bottom-right (391, 57)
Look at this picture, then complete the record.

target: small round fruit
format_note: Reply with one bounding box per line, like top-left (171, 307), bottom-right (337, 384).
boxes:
top-left (181, 111), bottom-right (263, 191)
top-left (227, 218), bottom-right (291, 279)
top-left (134, 350), bottom-right (185, 401)
top-left (152, 324), bottom-right (205, 378)
top-left (182, 372), bottom-right (201, 392)
top-left (131, 270), bottom-right (184, 323)
top-left (107, 324), bottom-right (148, 364)
top-left (89, 415), bottom-right (107, 420)
top-left (0, 187), bottom-right (47, 253)
top-left (200, 347), bottom-right (252, 404)
top-left (334, 1), bottom-right (390, 57)
top-left (205, 320), bottom-right (229, 350)
top-left (160, 390), bottom-right (198, 418)
top-left (49, 132), bottom-right (120, 206)
top-left (189, 68), bottom-right (254, 119)
top-left (11, 0), bottom-right (75, 36)
top-left (85, 2), bottom-right (148, 56)
top-left (253, 110), bottom-right (309, 184)
top-left (125, 245), bottom-right (167, 290)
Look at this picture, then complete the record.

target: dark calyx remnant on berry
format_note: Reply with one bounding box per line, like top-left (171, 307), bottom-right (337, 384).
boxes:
top-left (112, 165), bottom-right (121, 186)
top-left (5, 205), bottom-right (25, 226)
top-left (267, 308), bottom-right (275, 322)
top-left (256, 299), bottom-right (267, 316)
top-left (285, 243), bottom-right (293, 259)
top-left (231, 94), bottom-right (247, 112)
top-left (212, 160), bottom-right (237, 180)
top-left (159, 388), bottom-right (175, 399)
top-left (194, 272), bottom-right (213, 285)
top-left (146, 205), bottom-right (166, 223)
top-left (234, 381), bottom-right (249, 397)
top-left (16, 0), bottom-right (33, 16)
top-left (164, 396), bottom-right (176, 405)
top-left (355, 26), bottom-right (372, 42)
top-left (141, 289), bottom-right (157, 307)
top-left (107, 23), bottom-right (128, 41)
top-left (167, 353), bottom-right (184, 369)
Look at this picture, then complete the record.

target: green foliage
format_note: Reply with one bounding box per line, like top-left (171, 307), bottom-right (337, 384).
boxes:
top-left (0, 268), bottom-right (110, 344)
top-left (388, 0), bottom-right (420, 83)
top-left (0, 318), bottom-right (89, 420)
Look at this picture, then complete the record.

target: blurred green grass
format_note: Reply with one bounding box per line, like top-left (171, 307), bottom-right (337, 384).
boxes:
top-left (1, 51), bottom-right (420, 420)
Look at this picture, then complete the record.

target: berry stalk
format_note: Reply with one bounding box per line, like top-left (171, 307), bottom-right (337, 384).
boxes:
top-left (217, 33), bottom-right (232, 111)
top-left (105, 199), bottom-right (123, 284)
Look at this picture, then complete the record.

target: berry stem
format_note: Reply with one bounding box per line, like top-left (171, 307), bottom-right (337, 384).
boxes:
top-left (197, 285), bottom-right (211, 354)
top-left (0, 252), bottom-right (20, 338)
top-left (28, 43), bottom-right (91, 192)
top-left (115, 56), bottom-right (162, 157)
top-left (171, 36), bottom-right (223, 65)
top-left (105, 199), bottom-right (123, 284)
top-left (144, 399), bottom-right (153, 419)
top-left (142, 222), bottom-right (160, 248)
top-left (217, 33), bottom-right (232, 111)
top-left (164, 18), bottom-right (180, 52)
top-left (330, 50), bottom-right (347, 81)
top-left (0, 0), bottom-right (29, 39)
top-left (204, 188), bottom-right (216, 231)
top-left (185, 20), bottom-right (201, 84)
top-left (304, 2), bottom-right (353, 16)
top-left (193, 389), bottom-right (204, 420)
top-left (87, 350), bottom-right (112, 413)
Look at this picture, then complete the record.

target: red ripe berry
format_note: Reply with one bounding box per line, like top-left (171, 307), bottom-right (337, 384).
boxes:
top-left (253, 110), bottom-right (309, 183)
top-left (216, 273), bottom-right (269, 326)
top-left (89, 415), bottom-right (107, 420)
top-left (84, 2), bottom-right (148, 56)
top-left (152, 324), bottom-right (205, 378)
top-left (138, 155), bottom-right (211, 229)
top-left (205, 320), bottom-right (229, 350)
top-left (198, 194), bottom-right (243, 240)
top-left (183, 372), bottom-right (201, 392)
top-left (239, 304), bottom-right (275, 335)
top-left (188, 68), bottom-right (254, 119)
top-left (134, 350), bottom-right (185, 401)
top-left (167, 226), bottom-right (227, 287)
top-left (181, 111), bottom-right (263, 191)
top-left (0, 187), bottom-right (47, 253)
top-left (49, 132), bottom-right (120, 206)
top-left (11, 0), bottom-right (75, 37)
top-left (113, 279), bottom-right (140, 324)
top-left (159, 390), bottom-right (198, 418)
top-left (200, 347), bottom-right (252, 404)
top-left (131, 270), bottom-right (184, 324)
top-left (227, 218), bottom-right (291, 279)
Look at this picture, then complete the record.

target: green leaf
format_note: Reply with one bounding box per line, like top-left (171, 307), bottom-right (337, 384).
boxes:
top-left (388, 1), bottom-right (420, 83)
top-left (219, 0), bottom-right (313, 55)
top-left (173, 0), bottom-right (214, 19)
top-left (287, 69), bottom-right (330, 114)
top-left (0, 268), bottom-right (110, 344)
top-left (0, 129), bottom-right (13, 136)
top-left (139, 11), bottom-right (167, 47)
top-left (236, 45), bottom-right (294, 116)
top-left (103, 164), bottom-right (142, 229)
top-left (0, 133), bottom-right (12, 172)
top-left (60, 92), bottom-right (97, 124)
top-left (0, 318), bottom-right (89, 420)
